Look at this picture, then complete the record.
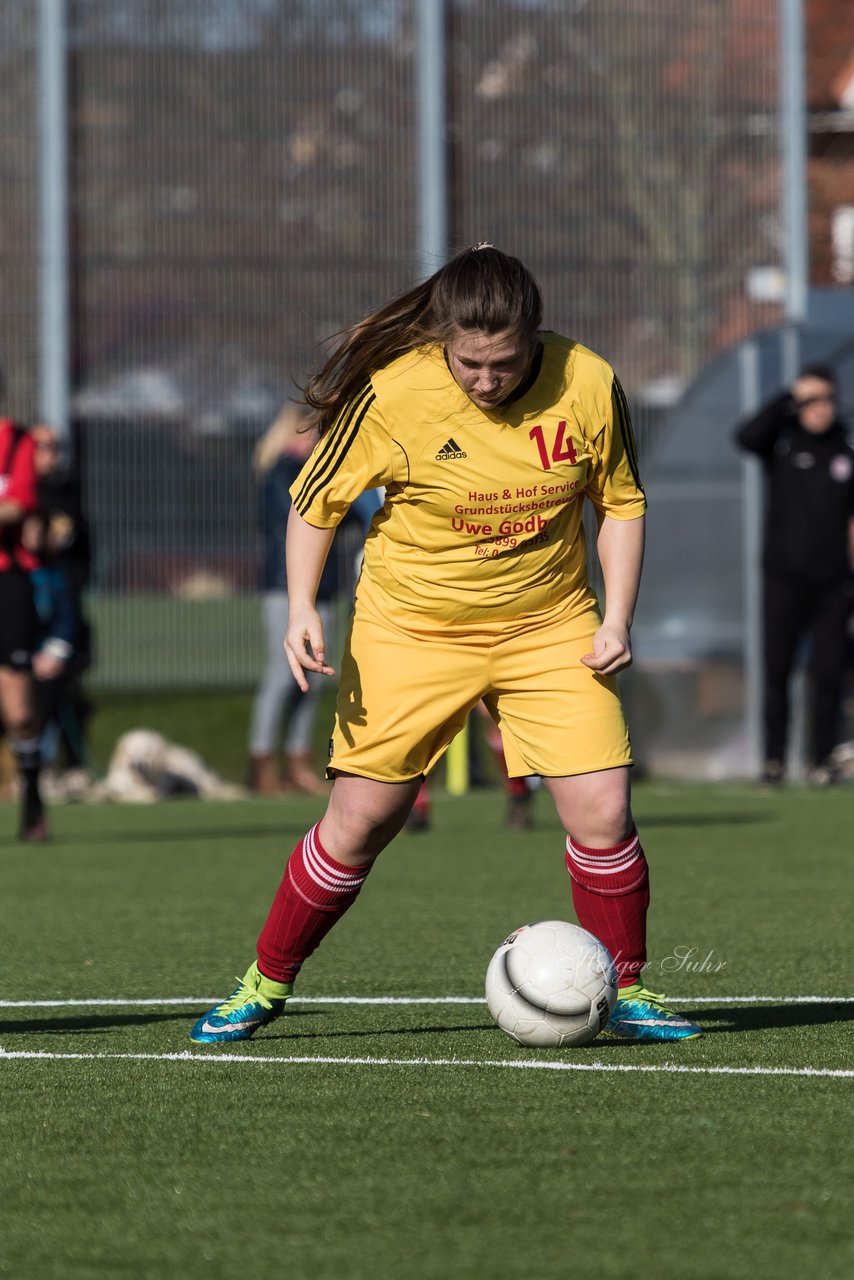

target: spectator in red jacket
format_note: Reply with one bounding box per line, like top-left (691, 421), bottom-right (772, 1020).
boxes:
top-left (0, 414), bottom-right (48, 840)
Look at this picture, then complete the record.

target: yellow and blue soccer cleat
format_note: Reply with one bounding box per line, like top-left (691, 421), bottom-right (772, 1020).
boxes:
top-left (189, 962), bottom-right (292, 1044)
top-left (600, 984), bottom-right (702, 1042)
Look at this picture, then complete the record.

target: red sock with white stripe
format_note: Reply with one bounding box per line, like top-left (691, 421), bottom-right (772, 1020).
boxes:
top-left (564, 827), bottom-right (650, 988)
top-left (256, 823), bottom-right (372, 984)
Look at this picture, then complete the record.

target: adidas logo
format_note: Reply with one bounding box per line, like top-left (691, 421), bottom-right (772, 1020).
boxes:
top-left (435, 437), bottom-right (467, 461)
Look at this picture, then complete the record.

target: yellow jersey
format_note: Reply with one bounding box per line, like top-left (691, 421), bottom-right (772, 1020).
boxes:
top-left (291, 332), bottom-right (645, 624)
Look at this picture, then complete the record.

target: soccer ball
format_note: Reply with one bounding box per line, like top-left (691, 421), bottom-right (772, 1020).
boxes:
top-left (485, 920), bottom-right (618, 1047)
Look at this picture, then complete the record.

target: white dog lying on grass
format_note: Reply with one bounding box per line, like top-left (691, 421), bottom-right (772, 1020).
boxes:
top-left (91, 729), bottom-right (245, 803)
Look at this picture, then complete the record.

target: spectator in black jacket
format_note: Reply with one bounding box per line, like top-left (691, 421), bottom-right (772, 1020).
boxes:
top-left (735, 364), bottom-right (854, 785)
top-left (30, 424), bottom-right (94, 781)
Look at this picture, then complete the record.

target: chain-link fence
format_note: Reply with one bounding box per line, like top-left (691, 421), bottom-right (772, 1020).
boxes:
top-left (1, 0), bottom-right (785, 699)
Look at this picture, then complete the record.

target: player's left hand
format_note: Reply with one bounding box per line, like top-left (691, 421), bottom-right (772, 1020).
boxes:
top-left (581, 624), bottom-right (632, 676)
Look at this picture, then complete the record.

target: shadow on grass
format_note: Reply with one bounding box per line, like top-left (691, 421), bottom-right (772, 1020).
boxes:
top-left (0, 807), bottom-right (772, 852)
top-left (0, 1009), bottom-right (498, 1043)
top-left (0, 1011), bottom-right (218, 1036)
top-left (688, 1002), bottom-right (854, 1034)
top-left (5, 1002), bottom-right (849, 1045)
top-left (0, 822), bottom-right (312, 851)
top-left (636, 813), bottom-right (772, 829)
top-left (263, 1019), bottom-right (498, 1043)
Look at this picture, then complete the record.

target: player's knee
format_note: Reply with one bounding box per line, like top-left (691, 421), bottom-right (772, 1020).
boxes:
top-left (319, 812), bottom-right (385, 863)
top-left (566, 793), bottom-right (632, 849)
top-left (321, 778), bottom-right (416, 862)
top-left (547, 771), bottom-right (632, 848)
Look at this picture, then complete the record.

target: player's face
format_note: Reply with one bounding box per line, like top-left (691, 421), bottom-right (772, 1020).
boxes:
top-left (793, 376), bottom-right (836, 435)
top-left (446, 328), bottom-right (536, 411)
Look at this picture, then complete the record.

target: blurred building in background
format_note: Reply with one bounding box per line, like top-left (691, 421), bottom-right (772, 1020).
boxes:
top-left (0, 0), bottom-right (851, 775)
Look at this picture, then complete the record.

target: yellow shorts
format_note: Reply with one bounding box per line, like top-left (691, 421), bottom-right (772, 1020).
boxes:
top-left (328, 579), bottom-right (632, 782)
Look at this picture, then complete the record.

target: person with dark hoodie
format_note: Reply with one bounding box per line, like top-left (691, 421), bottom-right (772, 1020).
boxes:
top-left (735, 364), bottom-right (854, 785)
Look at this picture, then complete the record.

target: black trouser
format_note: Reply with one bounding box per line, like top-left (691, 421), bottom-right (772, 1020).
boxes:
top-left (762, 573), bottom-right (851, 767)
top-left (34, 669), bottom-right (92, 768)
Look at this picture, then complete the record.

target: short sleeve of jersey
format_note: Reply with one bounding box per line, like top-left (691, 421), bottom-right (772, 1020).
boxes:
top-left (289, 387), bottom-right (395, 528)
top-left (584, 374), bottom-right (646, 519)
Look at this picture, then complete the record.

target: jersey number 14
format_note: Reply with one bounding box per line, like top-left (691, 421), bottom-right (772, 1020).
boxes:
top-left (529, 421), bottom-right (578, 471)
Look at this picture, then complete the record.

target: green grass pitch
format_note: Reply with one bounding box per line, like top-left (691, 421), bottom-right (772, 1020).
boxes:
top-left (1, 783), bottom-right (852, 1279)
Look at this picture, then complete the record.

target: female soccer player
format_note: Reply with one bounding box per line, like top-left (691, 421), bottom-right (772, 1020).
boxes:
top-left (190, 245), bottom-right (701, 1044)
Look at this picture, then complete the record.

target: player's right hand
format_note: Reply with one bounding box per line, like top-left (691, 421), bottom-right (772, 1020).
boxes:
top-left (284, 606), bottom-right (336, 692)
top-left (580, 622), bottom-right (633, 676)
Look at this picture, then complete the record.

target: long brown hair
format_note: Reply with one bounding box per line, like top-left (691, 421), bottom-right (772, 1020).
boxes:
top-left (304, 245), bottom-right (543, 434)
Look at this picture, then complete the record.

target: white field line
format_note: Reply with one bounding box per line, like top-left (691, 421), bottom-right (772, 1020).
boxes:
top-left (0, 995), bottom-right (853, 1009)
top-left (0, 1048), bottom-right (850, 1079)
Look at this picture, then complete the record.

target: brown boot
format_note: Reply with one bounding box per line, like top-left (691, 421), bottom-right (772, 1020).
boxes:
top-left (247, 752), bottom-right (288, 796)
top-left (0, 741), bottom-right (16, 802)
top-left (284, 751), bottom-right (330, 797)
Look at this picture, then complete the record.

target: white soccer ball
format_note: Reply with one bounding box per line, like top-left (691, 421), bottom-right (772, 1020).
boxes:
top-left (485, 920), bottom-right (618, 1047)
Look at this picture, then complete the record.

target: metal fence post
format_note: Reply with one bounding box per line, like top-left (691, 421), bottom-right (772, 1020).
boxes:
top-left (739, 341), bottom-right (763, 778)
top-left (417, 0), bottom-right (448, 281)
top-left (780, 0), bottom-right (807, 326)
top-left (38, 0), bottom-right (70, 440)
